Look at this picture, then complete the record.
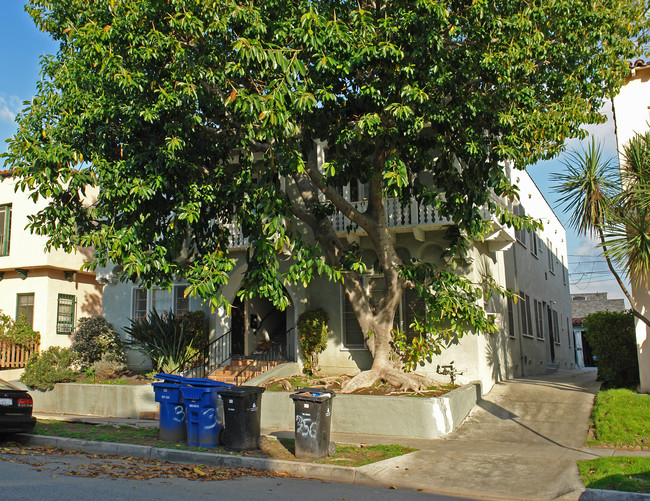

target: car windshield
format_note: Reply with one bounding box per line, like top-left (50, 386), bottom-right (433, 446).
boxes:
top-left (0, 378), bottom-right (20, 391)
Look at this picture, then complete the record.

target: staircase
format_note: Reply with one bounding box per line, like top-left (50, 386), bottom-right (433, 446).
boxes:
top-left (207, 358), bottom-right (282, 384)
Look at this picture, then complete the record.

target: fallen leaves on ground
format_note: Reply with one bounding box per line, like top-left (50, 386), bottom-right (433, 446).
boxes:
top-left (0, 443), bottom-right (294, 482)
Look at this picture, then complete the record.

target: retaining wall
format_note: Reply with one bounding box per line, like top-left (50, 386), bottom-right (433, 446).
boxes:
top-left (29, 380), bottom-right (482, 439)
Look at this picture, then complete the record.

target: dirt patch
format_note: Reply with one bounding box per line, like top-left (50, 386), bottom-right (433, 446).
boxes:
top-left (261, 374), bottom-right (457, 397)
top-left (76, 370), bottom-right (154, 386)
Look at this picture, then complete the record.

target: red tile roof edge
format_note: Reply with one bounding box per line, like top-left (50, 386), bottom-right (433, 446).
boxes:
top-left (630, 59), bottom-right (650, 69)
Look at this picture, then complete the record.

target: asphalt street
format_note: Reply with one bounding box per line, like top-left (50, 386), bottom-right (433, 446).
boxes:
top-left (0, 447), bottom-right (479, 501)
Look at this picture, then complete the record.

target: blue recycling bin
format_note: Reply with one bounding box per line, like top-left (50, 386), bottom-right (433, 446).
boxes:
top-left (152, 373), bottom-right (187, 442)
top-left (180, 378), bottom-right (234, 447)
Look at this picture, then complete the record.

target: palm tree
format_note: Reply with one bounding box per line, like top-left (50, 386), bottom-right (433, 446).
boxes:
top-left (552, 135), bottom-right (650, 328)
top-left (604, 131), bottom-right (650, 288)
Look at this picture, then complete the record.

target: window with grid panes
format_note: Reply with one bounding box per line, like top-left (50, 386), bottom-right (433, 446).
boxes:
top-left (56, 294), bottom-right (75, 334)
top-left (132, 285), bottom-right (190, 320)
top-left (16, 293), bottom-right (34, 328)
top-left (342, 277), bottom-right (424, 348)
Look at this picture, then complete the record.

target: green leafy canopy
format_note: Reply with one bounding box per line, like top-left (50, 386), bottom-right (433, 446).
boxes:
top-left (3, 1), bottom-right (647, 369)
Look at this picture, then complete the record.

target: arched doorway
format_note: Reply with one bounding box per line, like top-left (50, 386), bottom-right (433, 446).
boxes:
top-left (230, 289), bottom-right (294, 361)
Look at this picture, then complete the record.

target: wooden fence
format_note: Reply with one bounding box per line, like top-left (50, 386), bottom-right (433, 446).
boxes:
top-left (0, 339), bottom-right (39, 368)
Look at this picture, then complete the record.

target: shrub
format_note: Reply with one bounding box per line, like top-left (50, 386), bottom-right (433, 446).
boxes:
top-left (583, 310), bottom-right (639, 388)
top-left (92, 356), bottom-right (127, 380)
top-left (124, 310), bottom-right (206, 374)
top-left (0, 310), bottom-right (40, 347)
top-left (70, 316), bottom-right (126, 370)
top-left (20, 347), bottom-right (77, 391)
top-left (297, 309), bottom-right (329, 376)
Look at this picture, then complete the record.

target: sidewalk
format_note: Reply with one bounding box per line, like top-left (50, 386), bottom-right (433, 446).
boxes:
top-left (29, 369), bottom-right (650, 500)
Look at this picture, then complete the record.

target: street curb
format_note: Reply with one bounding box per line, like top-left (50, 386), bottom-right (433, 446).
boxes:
top-left (579, 489), bottom-right (650, 500)
top-left (20, 434), bottom-right (376, 487)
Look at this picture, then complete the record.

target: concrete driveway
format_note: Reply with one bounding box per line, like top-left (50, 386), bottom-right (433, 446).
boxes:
top-left (360, 369), bottom-right (602, 500)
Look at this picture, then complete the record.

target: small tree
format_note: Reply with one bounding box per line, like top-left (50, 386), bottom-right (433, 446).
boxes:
top-left (70, 316), bottom-right (126, 370)
top-left (297, 309), bottom-right (329, 376)
top-left (0, 310), bottom-right (40, 348)
top-left (583, 311), bottom-right (638, 388)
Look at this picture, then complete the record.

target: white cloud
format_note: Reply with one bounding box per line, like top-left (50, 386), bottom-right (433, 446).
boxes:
top-left (0, 95), bottom-right (21, 124)
top-left (563, 101), bottom-right (618, 159)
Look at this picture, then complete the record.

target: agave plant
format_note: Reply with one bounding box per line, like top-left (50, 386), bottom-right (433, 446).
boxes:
top-left (124, 309), bottom-right (206, 373)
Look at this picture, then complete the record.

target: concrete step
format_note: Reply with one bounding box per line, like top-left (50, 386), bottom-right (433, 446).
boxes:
top-left (546, 363), bottom-right (559, 374)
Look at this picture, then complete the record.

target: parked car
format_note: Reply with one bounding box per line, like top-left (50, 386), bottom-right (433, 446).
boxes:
top-left (0, 378), bottom-right (36, 435)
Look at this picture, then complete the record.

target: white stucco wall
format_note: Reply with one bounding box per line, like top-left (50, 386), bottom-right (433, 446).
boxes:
top-left (504, 168), bottom-right (574, 377)
top-left (0, 175), bottom-right (102, 351)
top-left (612, 63), bottom-right (650, 394)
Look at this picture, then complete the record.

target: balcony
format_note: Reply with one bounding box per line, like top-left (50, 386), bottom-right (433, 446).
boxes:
top-left (226, 196), bottom-right (514, 251)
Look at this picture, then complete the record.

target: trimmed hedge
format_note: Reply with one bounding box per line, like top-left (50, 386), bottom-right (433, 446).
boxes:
top-left (583, 311), bottom-right (639, 388)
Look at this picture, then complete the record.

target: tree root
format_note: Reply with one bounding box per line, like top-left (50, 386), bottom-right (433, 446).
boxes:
top-left (340, 367), bottom-right (432, 394)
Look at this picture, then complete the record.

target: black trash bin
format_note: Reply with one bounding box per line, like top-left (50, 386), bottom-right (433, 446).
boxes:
top-left (218, 386), bottom-right (265, 450)
top-left (289, 387), bottom-right (335, 459)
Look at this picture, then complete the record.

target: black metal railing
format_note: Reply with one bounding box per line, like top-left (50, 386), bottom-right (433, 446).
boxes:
top-left (234, 327), bottom-right (294, 385)
top-left (183, 329), bottom-right (232, 379)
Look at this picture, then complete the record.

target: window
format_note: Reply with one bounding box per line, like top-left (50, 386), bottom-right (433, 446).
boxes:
top-left (56, 294), bottom-right (76, 334)
top-left (534, 299), bottom-right (544, 339)
top-left (343, 295), bottom-right (365, 348)
top-left (342, 277), bottom-right (424, 348)
top-left (552, 309), bottom-right (560, 343)
top-left (507, 297), bottom-right (515, 338)
top-left (132, 288), bottom-right (148, 319)
top-left (530, 231), bottom-right (539, 257)
top-left (547, 239), bottom-right (555, 274)
top-left (567, 317), bottom-right (571, 348)
top-left (0, 204), bottom-right (11, 256)
top-left (131, 285), bottom-right (190, 319)
top-left (519, 292), bottom-right (533, 337)
top-left (561, 256), bottom-right (566, 285)
top-left (16, 293), bottom-right (34, 328)
top-left (514, 205), bottom-right (527, 245)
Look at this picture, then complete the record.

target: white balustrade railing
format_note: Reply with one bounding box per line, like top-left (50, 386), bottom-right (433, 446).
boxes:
top-left (331, 198), bottom-right (445, 234)
top-left (226, 198), bottom-right (450, 248)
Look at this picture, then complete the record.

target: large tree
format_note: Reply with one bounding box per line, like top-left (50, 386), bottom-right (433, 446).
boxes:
top-left (4, 0), bottom-right (647, 391)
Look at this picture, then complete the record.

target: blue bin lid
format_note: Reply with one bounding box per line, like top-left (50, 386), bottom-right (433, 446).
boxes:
top-left (152, 382), bottom-right (181, 390)
top-left (180, 385), bottom-right (221, 400)
top-left (184, 377), bottom-right (234, 388)
top-left (155, 373), bottom-right (185, 384)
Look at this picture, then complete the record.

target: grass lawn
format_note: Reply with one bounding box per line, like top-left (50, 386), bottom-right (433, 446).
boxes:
top-left (31, 419), bottom-right (414, 467)
top-left (579, 388), bottom-right (650, 494)
top-left (586, 388), bottom-right (650, 447)
top-left (578, 457), bottom-right (650, 494)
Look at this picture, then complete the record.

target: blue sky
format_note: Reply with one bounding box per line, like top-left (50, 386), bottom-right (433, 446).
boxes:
top-left (0, 3), bottom-right (625, 302)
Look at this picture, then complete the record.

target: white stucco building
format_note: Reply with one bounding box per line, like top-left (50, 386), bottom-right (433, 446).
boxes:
top-left (0, 171), bottom-right (103, 351)
top-left (611, 59), bottom-right (650, 394)
top-left (102, 159), bottom-right (574, 393)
